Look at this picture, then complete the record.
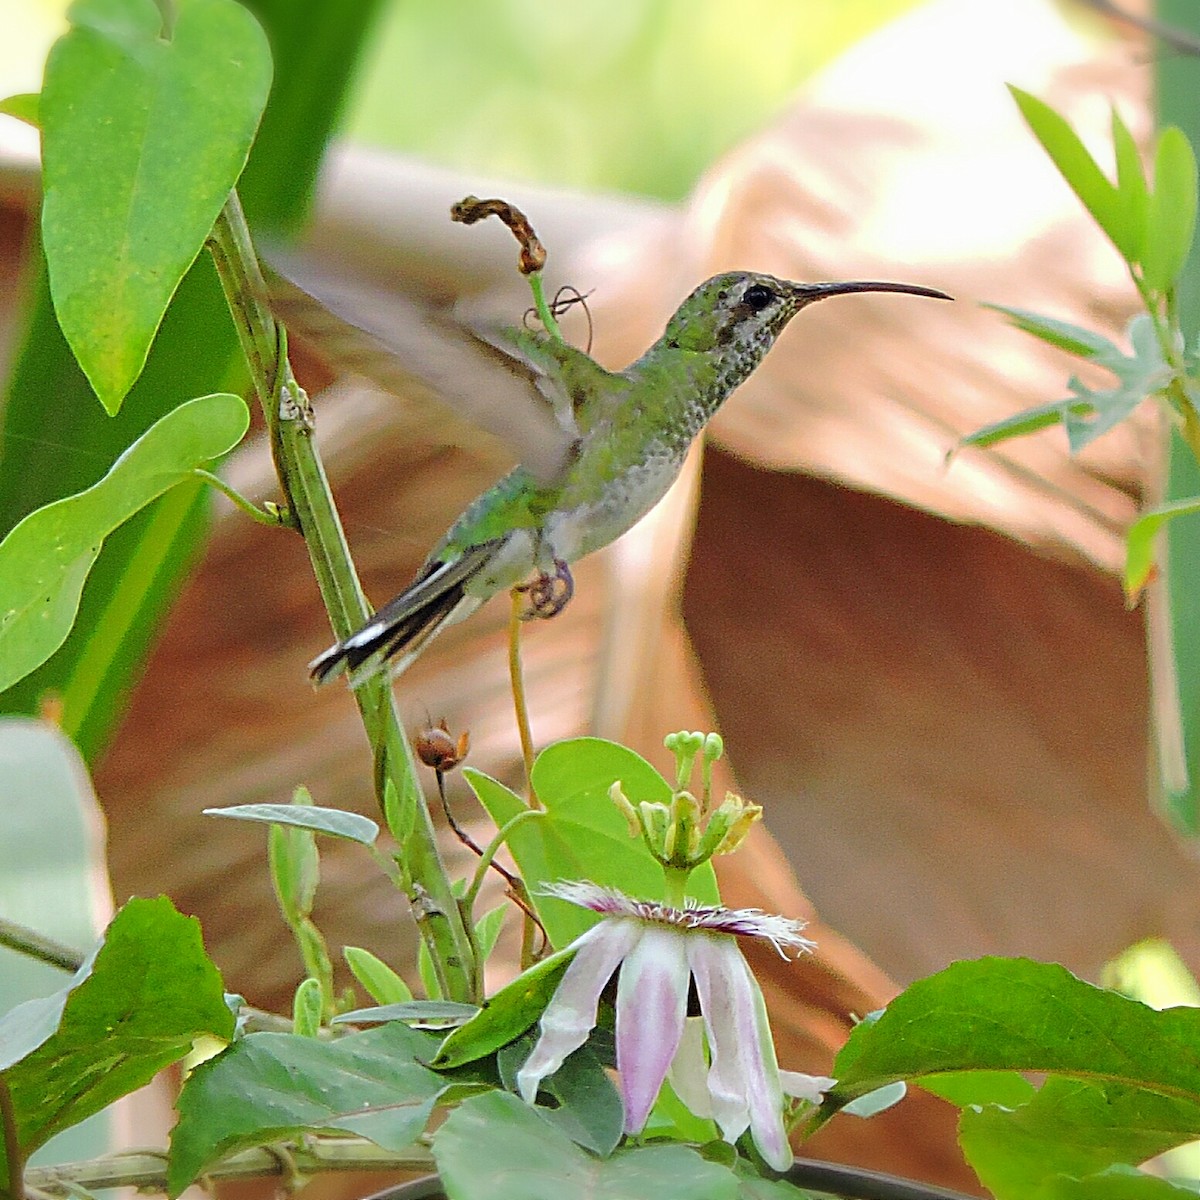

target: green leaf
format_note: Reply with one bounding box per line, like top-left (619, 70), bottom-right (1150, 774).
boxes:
top-left (433, 1090), bottom-right (739, 1200)
top-left (169, 1024), bottom-right (448, 1195)
top-left (831, 957), bottom-right (1200, 1106)
top-left (965, 314), bottom-right (1168, 455)
top-left (0, 393), bottom-right (249, 693)
top-left (333, 1001), bottom-right (478, 1026)
top-left (497, 1034), bottom-right (624, 1157)
top-left (1143, 125), bottom-right (1199, 294)
top-left (343, 946), bottom-right (414, 1006)
top-left (1112, 108), bottom-right (1149, 266)
top-left (918, 1070), bottom-right (1036, 1109)
top-left (958, 398), bottom-right (1094, 451)
top-left (292, 977), bottom-right (323, 1038)
top-left (1009, 86), bottom-right (1136, 264)
top-left (0, 897), bottom-right (232, 1184)
top-left (432, 946), bottom-right (576, 1069)
top-left (1048, 1164), bottom-right (1200, 1199)
top-left (40, 0), bottom-right (272, 410)
top-left (0, 1), bottom-right (383, 760)
top-left (984, 305), bottom-right (1125, 361)
top-left (1125, 497), bottom-right (1200, 599)
top-left (465, 738), bottom-right (718, 949)
top-left (0, 92), bottom-right (39, 127)
top-left (206, 802), bottom-right (379, 846)
top-left (474, 904), bottom-right (508, 965)
top-left (959, 1078), bottom-right (1200, 1200)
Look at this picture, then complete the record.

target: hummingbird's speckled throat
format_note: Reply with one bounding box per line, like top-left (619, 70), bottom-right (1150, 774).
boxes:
top-left (310, 271), bottom-right (950, 686)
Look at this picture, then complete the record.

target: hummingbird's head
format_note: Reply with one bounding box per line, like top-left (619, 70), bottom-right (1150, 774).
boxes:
top-left (659, 271), bottom-right (950, 381)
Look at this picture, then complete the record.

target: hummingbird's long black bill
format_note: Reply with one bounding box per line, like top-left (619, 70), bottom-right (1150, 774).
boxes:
top-left (793, 280), bottom-right (953, 303)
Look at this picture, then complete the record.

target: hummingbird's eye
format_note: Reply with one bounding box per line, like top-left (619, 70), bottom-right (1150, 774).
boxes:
top-left (742, 283), bottom-right (775, 312)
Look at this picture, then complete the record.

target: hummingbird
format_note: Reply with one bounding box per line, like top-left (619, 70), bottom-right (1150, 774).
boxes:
top-left (308, 271), bottom-right (950, 685)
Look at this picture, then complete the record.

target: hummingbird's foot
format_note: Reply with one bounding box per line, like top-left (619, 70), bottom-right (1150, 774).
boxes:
top-left (519, 558), bottom-right (574, 620)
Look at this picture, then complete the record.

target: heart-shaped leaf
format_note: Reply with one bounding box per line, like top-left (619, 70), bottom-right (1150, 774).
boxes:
top-left (40, 0), bottom-right (271, 410)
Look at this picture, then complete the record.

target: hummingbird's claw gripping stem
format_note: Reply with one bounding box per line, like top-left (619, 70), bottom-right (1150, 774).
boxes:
top-left (518, 558), bottom-right (574, 621)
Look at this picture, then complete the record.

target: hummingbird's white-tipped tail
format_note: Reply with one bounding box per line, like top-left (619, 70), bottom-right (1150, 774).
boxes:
top-left (308, 542), bottom-right (499, 687)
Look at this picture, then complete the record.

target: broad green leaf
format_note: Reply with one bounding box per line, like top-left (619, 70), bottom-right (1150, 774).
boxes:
top-left (169, 1024), bottom-right (448, 1195)
top-left (1143, 126), bottom-right (1199, 294)
top-left (432, 946), bottom-right (576, 1069)
top-left (497, 1034), bottom-right (624, 1157)
top-left (433, 1090), bottom-right (739, 1200)
top-left (40, 0), bottom-right (271, 410)
top-left (1112, 108), bottom-right (1149, 266)
top-left (0, 93), bottom-right (39, 126)
top-left (985, 305), bottom-right (1125, 361)
top-left (919, 1070), bottom-right (1036, 1109)
top-left (831, 957), bottom-right (1200, 1105)
top-left (343, 946), bottom-right (415, 1006)
top-left (1009, 86), bottom-right (1135, 264)
top-left (959, 1078), bottom-right (1200, 1200)
top-left (1049, 1165), bottom-right (1200, 1199)
top-left (1125, 497), bottom-right (1200, 599)
top-left (0, 897), bottom-right (232, 1186)
top-left (465, 738), bottom-right (718, 949)
top-left (0, 393), bottom-right (249, 693)
top-left (206, 802), bottom-right (379, 846)
top-left (0, 717), bottom-right (117, 1169)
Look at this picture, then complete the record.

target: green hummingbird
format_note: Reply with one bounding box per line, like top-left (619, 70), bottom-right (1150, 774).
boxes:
top-left (308, 271), bottom-right (949, 685)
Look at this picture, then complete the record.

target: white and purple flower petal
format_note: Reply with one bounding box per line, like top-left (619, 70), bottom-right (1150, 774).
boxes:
top-left (615, 923), bottom-right (690, 1132)
top-left (688, 931), bottom-right (791, 1171)
top-left (517, 916), bottom-right (642, 1104)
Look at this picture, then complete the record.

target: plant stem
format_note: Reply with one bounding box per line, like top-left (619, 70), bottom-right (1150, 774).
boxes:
top-left (0, 1077), bottom-right (24, 1200)
top-left (22, 1138), bottom-right (435, 1198)
top-left (507, 589), bottom-right (538, 804)
top-left (206, 191), bottom-right (475, 1002)
top-left (0, 918), bottom-right (83, 974)
top-left (191, 468), bottom-right (292, 528)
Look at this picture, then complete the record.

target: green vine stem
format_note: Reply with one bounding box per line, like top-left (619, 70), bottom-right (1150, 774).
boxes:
top-left (22, 1138), bottom-right (435, 1199)
top-left (206, 191), bottom-right (476, 1002)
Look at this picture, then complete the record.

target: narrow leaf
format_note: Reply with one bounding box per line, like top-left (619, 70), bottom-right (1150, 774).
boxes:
top-left (0, 393), bottom-right (249, 693)
top-left (958, 399), bottom-right (1092, 452)
top-left (432, 946), bottom-right (576, 1069)
top-left (204, 802), bottom-right (378, 846)
top-left (984, 305), bottom-right (1124, 361)
top-left (343, 946), bottom-right (414, 1006)
top-left (1143, 125), bottom-right (1200, 294)
top-left (333, 1001), bottom-right (477, 1026)
top-left (1009, 86), bottom-right (1135, 263)
top-left (1111, 107), bottom-right (1149, 266)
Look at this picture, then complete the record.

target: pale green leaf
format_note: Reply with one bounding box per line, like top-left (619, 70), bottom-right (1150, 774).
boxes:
top-left (0, 393), bottom-right (249, 693)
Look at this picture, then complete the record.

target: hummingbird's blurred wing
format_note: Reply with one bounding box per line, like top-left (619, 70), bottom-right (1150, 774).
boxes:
top-left (265, 254), bottom-right (577, 483)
